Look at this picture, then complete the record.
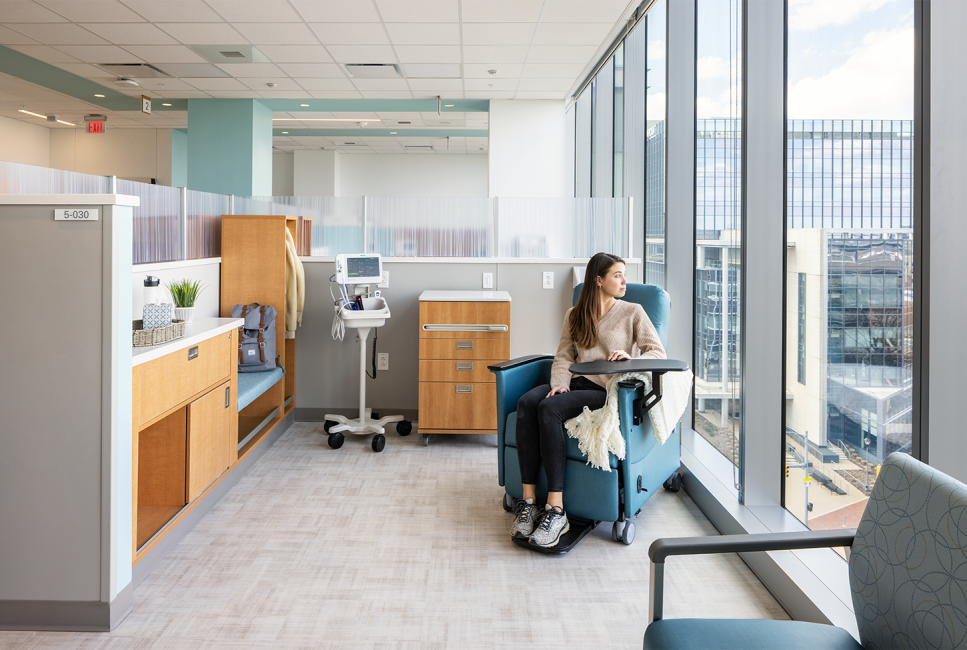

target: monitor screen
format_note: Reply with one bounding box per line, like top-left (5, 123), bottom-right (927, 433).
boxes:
top-left (347, 256), bottom-right (380, 279)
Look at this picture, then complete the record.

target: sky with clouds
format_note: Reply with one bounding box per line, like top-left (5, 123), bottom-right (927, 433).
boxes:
top-left (696, 0), bottom-right (913, 121)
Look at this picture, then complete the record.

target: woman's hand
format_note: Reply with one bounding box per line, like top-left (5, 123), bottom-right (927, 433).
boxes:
top-left (546, 386), bottom-right (570, 398)
top-left (607, 350), bottom-right (631, 361)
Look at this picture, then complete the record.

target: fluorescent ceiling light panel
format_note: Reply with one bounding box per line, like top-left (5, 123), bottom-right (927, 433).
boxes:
top-left (18, 109), bottom-right (46, 119)
top-left (272, 118), bottom-right (383, 122)
top-left (402, 63), bottom-right (461, 78)
top-left (189, 44), bottom-right (271, 64)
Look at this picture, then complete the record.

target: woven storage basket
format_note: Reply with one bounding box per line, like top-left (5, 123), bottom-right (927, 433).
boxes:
top-left (133, 319), bottom-right (186, 347)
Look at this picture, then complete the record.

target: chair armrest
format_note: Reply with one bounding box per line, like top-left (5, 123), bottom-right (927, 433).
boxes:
top-left (648, 529), bottom-right (855, 623)
top-left (569, 358), bottom-right (689, 376)
top-left (488, 354), bottom-right (554, 372)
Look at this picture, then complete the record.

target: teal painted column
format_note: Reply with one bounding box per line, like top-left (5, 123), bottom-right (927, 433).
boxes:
top-left (187, 99), bottom-right (273, 196)
top-left (171, 129), bottom-right (187, 188)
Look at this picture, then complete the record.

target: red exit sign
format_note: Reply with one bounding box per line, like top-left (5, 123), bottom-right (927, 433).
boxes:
top-left (87, 121), bottom-right (104, 134)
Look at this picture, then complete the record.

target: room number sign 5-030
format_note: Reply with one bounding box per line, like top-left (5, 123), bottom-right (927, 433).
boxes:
top-left (54, 208), bottom-right (99, 221)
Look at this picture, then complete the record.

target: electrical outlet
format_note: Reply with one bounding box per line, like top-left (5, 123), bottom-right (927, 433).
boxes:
top-left (378, 271), bottom-right (389, 288)
top-left (482, 272), bottom-right (493, 289)
top-left (542, 271), bottom-right (554, 289)
top-left (377, 353), bottom-right (389, 371)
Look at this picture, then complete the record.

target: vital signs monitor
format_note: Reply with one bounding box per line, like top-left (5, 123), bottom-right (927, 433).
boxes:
top-left (335, 253), bottom-right (383, 285)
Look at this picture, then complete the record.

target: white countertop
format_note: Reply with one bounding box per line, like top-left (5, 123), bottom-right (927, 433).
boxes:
top-left (132, 317), bottom-right (243, 367)
top-left (419, 290), bottom-right (512, 302)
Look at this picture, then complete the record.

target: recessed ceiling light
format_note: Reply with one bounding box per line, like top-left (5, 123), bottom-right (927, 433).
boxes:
top-left (94, 94), bottom-right (105, 98)
top-left (390, 131), bottom-right (397, 134)
top-left (162, 103), bottom-right (172, 106)
top-left (300, 103), bottom-right (309, 107)
top-left (444, 104), bottom-right (454, 107)
top-left (282, 131), bottom-right (289, 134)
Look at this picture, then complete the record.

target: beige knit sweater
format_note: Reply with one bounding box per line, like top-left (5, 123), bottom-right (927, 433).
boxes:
top-left (550, 300), bottom-right (666, 390)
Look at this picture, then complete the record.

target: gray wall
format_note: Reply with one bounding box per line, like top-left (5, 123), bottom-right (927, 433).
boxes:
top-left (0, 204), bottom-right (104, 600)
top-left (295, 260), bottom-right (639, 414)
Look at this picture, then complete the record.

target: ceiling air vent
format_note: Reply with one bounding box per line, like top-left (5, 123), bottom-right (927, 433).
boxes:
top-left (405, 145), bottom-right (434, 152)
top-left (95, 63), bottom-right (170, 79)
top-left (219, 51), bottom-right (246, 58)
top-left (344, 63), bottom-right (401, 78)
top-left (397, 121), bottom-right (411, 125)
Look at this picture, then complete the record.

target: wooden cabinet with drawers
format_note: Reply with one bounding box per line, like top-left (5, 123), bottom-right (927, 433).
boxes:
top-left (418, 291), bottom-right (511, 439)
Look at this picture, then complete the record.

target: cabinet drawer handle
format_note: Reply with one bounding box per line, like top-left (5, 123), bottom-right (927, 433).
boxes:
top-left (456, 362), bottom-right (473, 371)
top-left (423, 324), bottom-right (508, 332)
top-left (456, 384), bottom-right (473, 394)
top-left (455, 341), bottom-right (473, 350)
top-left (188, 346), bottom-right (199, 360)
top-left (225, 385), bottom-right (230, 409)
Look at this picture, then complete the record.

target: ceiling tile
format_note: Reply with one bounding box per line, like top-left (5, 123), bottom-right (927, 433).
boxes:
top-left (54, 44), bottom-right (141, 63)
top-left (521, 63), bottom-right (587, 78)
top-left (461, 0), bottom-right (543, 22)
top-left (517, 78), bottom-right (575, 91)
top-left (309, 90), bottom-right (363, 99)
top-left (259, 46), bottom-right (334, 64)
top-left (309, 23), bottom-right (388, 45)
top-left (185, 77), bottom-right (248, 91)
top-left (462, 46), bottom-right (528, 64)
top-left (462, 23), bottom-right (536, 46)
top-left (403, 63), bottom-right (461, 78)
top-left (533, 22), bottom-right (614, 46)
top-left (326, 45), bottom-right (397, 64)
top-left (206, 90), bottom-right (259, 98)
top-left (134, 78), bottom-right (199, 91)
top-left (36, 0), bottom-right (147, 22)
top-left (541, 0), bottom-right (631, 23)
top-left (80, 23), bottom-right (179, 45)
top-left (280, 63), bottom-right (343, 77)
top-left (154, 62), bottom-right (229, 77)
top-left (464, 78), bottom-right (517, 91)
top-left (120, 0), bottom-right (225, 22)
top-left (350, 78), bottom-right (409, 91)
top-left (155, 90), bottom-right (211, 98)
top-left (9, 23), bottom-right (110, 45)
top-left (51, 62), bottom-right (108, 77)
top-left (384, 23), bottom-right (459, 45)
top-left (394, 46), bottom-right (460, 64)
top-left (293, 77), bottom-right (355, 91)
top-left (287, 0), bottom-right (381, 22)
top-left (258, 89), bottom-right (312, 99)
top-left (240, 77), bottom-right (303, 91)
top-left (0, 1), bottom-right (68, 22)
top-left (122, 45), bottom-right (208, 63)
top-left (527, 45), bottom-right (599, 65)
top-left (359, 90), bottom-right (413, 98)
top-left (463, 63), bottom-right (522, 78)
top-left (155, 23), bottom-right (246, 44)
top-left (406, 79), bottom-right (463, 91)
top-left (215, 63), bottom-right (285, 77)
top-left (234, 23), bottom-right (319, 45)
top-left (205, 0), bottom-right (303, 22)
top-left (0, 25), bottom-right (41, 45)
top-left (375, 111), bottom-right (421, 119)
top-left (374, 0), bottom-right (459, 22)
top-left (514, 90), bottom-right (568, 99)
top-left (464, 90), bottom-right (515, 98)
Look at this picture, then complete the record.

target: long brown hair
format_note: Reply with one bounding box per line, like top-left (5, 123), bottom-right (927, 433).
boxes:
top-left (569, 252), bottom-right (625, 349)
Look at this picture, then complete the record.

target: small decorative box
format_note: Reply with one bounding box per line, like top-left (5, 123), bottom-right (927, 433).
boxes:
top-left (143, 303), bottom-right (173, 329)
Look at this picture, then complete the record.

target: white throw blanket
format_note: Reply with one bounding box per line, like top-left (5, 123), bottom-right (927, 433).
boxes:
top-left (564, 369), bottom-right (694, 471)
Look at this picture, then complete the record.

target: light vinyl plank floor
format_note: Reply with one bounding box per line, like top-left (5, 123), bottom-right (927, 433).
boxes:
top-left (1, 424), bottom-right (788, 650)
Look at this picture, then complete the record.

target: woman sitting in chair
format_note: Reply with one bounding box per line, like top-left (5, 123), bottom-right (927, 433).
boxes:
top-left (512, 252), bottom-right (666, 547)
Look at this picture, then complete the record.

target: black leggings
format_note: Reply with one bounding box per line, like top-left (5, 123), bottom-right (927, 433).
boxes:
top-left (515, 376), bottom-right (607, 493)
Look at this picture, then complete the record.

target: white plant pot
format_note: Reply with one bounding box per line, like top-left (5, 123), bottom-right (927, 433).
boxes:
top-left (173, 306), bottom-right (195, 324)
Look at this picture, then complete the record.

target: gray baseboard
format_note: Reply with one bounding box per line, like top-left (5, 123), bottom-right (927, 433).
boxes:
top-left (132, 411), bottom-right (294, 590)
top-left (0, 582), bottom-right (132, 632)
top-left (296, 407), bottom-right (419, 423)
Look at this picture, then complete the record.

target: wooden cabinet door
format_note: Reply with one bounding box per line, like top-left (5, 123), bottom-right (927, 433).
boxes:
top-left (187, 381), bottom-right (233, 502)
top-left (419, 383), bottom-right (497, 430)
top-left (140, 333), bottom-right (232, 425)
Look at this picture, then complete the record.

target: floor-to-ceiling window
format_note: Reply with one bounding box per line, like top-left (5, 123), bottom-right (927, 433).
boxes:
top-left (694, 0), bottom-right (742, 473)
top-left (783, 0), bottom-right (914, 531)
top-left (645, 0), bottom-right (666, 288)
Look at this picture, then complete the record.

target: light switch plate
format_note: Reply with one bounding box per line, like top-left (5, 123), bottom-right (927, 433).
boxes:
top-left (482, 272), bottom-right (493, 289)
top-left (542, 271), bottom-right (554, 289)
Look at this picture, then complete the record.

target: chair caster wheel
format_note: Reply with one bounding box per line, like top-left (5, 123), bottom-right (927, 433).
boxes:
top-left (423, 434), bottom-right (429, 447)
top-left (328, 432), bottom-right (344, 449)
top-left (397, 420), bottom-right (412, 436)
top-left (372, 434), bottom-right (385, 452)
top-left (663, 472), bottom-right (683, 492)
top-left (613, 521), bottom-right (635, 545)
top-left (502, 493), bottom-right (514, 513)
top-left (372, 412), bottom-right (380, 420)
top-left (324, 420), bottom-right (336, 433)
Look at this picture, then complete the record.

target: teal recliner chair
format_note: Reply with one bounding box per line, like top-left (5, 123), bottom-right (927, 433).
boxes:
top-left (644, 452), bottom-right (967, 649)
top-left (489, 283), bottom-right (687, 554)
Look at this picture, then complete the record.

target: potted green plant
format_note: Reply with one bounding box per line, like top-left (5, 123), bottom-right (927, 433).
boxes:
top-left (166, 278), bottom-right (205, 324)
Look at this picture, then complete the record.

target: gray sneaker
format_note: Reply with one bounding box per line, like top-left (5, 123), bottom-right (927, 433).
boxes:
top-left (511, 499), bottom-right (542, 538)
top-left (529, 506), bottom-right (569, 547)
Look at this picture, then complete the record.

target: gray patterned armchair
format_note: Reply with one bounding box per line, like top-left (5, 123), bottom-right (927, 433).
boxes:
top-left (643, 452), bottom-right (967, 649)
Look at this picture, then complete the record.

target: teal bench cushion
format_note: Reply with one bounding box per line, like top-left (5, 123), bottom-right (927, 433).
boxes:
top-left (643, 619), bottom-right (862, 650)
top-left (237, 367), bottom-right (284, 412)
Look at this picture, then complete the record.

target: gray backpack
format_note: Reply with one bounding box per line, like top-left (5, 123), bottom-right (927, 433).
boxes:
top-left (232, 303), bottom-right (280, 373)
